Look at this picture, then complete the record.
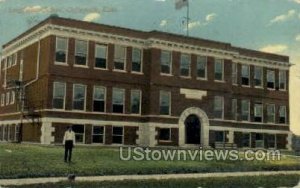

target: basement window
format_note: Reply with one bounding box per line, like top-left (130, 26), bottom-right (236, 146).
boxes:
top-left (112, 126), bottom-right (123, 144)
top-left (158, 128), bottom-right (171, 141)
top-left (72, 124), bottom-right (85, 144)
top-left (92, 126), bottom-right (104, 144)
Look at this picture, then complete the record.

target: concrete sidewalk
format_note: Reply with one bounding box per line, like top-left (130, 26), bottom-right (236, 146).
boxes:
top-left (0, 170), bottom-right (300, 186)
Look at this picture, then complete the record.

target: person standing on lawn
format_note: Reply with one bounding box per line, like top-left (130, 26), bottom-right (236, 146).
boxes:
top-left (63, 126), bottom-right (76, 163)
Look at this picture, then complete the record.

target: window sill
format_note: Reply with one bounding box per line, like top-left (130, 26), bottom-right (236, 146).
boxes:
top-left (254, 86), bottom-right (264, 89)
top-left (241, 85), bottom-right (251, 88)
top-left (160, 73), bottom-right (173, 77)
top-left (197, 77), bottom-right (207, 81)
top-left (54, 62), bottom-right (68, 66)
top-left (131, 71), bottom-right (144, 75)
top-left (279, 89), bottom-right (287, 92)
top-left (214, 80), bottom-right (225, 83)
top-left (73, 65), bottom-right (89, 68)
top-left (94, 67), bottom-right (108, 70)
top-left (159, 140), bottom-right (172, 143)
top-left (113, 69), bottom-right (127, 73)
top-left (267, 88), bottom-right (275, 91)
top-left (180, 76), bottom-right (192, 79)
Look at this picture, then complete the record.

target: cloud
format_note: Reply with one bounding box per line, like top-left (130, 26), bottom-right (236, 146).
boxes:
top-left (259, 44), bottom-right (288, 53)
top-left (23, 5), bottom-right (52, 13)
top-left (0, 0), bottom-right (6, 3)
top-left (83, 12), bottom-right (101, 22)
top-left (160, 19), bottom-right (168, 27)
top-left (291, 0), bottom-right (300, 4)
top-left (269, 9), bottom-right (296, 25)
top-left (296, 34), bottom-right (300, 41)
top-left (187, 21), bottom-right (201, 29)
top-left (205, 13), bottom-right (217, 22)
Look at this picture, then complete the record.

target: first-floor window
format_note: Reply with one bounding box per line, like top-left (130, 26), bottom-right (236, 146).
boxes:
top-left (73, 84), bottom-right (86, 110)
top-left (255, 133), bottom-right (264, 148)
top-left (112, 126), bottom-right (123, 144)
top-left (158, 128), bottom-right (171, 141)
top-left (93, 86), bottom-right (106, 112)
top-left (213, 96), bottom-right (223, 119)
top-left (92, 126), bottom-right (104, 144)
top-left (279, 106), bottom-right (286, 124)
top-left (266, 104), bottom-right (275, 123)
top-left (267, 134), bottom-right (276, 148)
top-left (130, 90), bottom-right (141, 114)
top-left (254, 103), bottom-right (263, 122)
top-left (215, 131), bottom-right (225, 143)
top-left (72, 124), bottom-right (85, 143)
top-left (112, 88), bottom-right (125, 113)
top-left (159, 91), bottom-right (171, 115)
top-left (53, 82), bottom-right (66, 109)
top-left (241, 100), bottom-right (250, 121)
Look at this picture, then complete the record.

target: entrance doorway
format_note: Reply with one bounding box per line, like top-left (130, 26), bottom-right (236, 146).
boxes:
top-left (185, 114), bottom-right (201, 144)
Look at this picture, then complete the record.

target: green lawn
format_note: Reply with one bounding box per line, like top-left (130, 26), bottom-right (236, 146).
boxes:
top-left (0, 144), bottom-right (300, 179)
top-left (7, 175), bottom-right (300, 188)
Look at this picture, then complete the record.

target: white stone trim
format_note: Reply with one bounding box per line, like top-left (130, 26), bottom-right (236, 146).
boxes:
top-left (180, 88), bottom-right (207, 100)
top-left (209, 126), bottom-right (290, 134)
top-left (40, 121), bottom-right (55, 144)
top-left (178, 107), bottom-right (210, 147)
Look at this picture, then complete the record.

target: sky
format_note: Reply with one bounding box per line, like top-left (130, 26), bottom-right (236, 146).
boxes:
top-left (0, 0), bottom-right (299, 135)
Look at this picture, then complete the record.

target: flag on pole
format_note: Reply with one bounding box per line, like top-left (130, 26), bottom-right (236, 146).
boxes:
top-left (175, 0), bottom-right (188, 10)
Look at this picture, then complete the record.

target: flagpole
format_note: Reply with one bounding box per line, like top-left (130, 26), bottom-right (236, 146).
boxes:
top-left (186, 1), bottom-right (189, 36)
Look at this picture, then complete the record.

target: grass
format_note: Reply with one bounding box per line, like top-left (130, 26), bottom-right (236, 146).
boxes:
top-left (0, 144), bottom-right (300, 179)
top-left (7, 175), bottom-right (300, 188)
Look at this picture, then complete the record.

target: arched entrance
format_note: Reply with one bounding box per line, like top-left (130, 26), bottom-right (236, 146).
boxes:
top-left (185, 115), bottom-right (201, 144)
top-left (178, 107), bottom-right (209, 146)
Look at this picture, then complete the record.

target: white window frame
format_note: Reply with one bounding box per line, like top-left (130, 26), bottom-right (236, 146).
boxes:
top-left (279, 105), bottom-right (287, 124)
top-left (5, 92), bottom-right (10, 105)
top-left (254, 66), bottom-right (263, 88)
top-left (241, 64), bottom-right (250, 87)
top-left (180, 53), bottom-right (191, 77)
top-left (214, 58), bottom-right (224, 82)
top-left (10, 91), bottom-right (15, 105)
top-left (7, 55), bottom-right (12, 68)
top-left (266, 104), bottom-right (276, 123)
top-left (113, 45), bottom-right (127, 72)
top-left (12, 53), bottom-right (17, 66)
top-left (159, 90), bottom-right (171, 116)
top-left (131, 48), bottom-right (143, 73)
top-left (196, 56), bottom-right (207, 80)
top-left (93, 86), bottom-right (106, 113)
top-left (231, 62), bottom-right (237, 85)
top-left (160, 50), bottom-right (172, 76)
top-left (241, 99), bottom-right (250, 122)
top-left (94, 44), bottom-right (108, 70)
top-left (267, 70), bottom-right (275, 90)
top-left (92, 125), bottom-right (105, 144)
top-left (130, 89), bottom-right (142, 114)
top-left (55, 36), bottom-right (69, 65)
top-left (279, 70), bottom-right (287, 91)
top-left (72, 84), bottom-right (86, 111)
top-left (254, 103), bottom-right (263, 122)
top-left (74, 40), bottom-right (88, 67)
top-left (52, 82), bottom-right (66, 110)
top-left (112, 88), bottom-right (125, 114)
top-left (213, 96), bottom-right (224, 119)
top-left (112, 126), bottom-right (124, 144)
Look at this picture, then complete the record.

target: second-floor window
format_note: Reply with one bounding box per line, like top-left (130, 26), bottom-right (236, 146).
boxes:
top-left (213, 96), bottom-right (223, 119)
top-left (231, 98), bottom-right (237, 120)
top-left (254, 103), bottom-right (263, 122)
top-left (266, 104), bottom-right (275, 123)
top-left (279, 105), bottom-right (286, 124)
top-left (241, 99), bottom-right (250, 121)
top-left (159, 91), bottom-right (171, 115)
top-left (114, 45), bottom-right (126, 71)
top-left (73, 84), bottom-right (86, 110)
top-left (197, 56), bottom-right (207, 79)
top-left (55, 37), bottom-right (68, 63)
top-left (232, 63), bottom-right (237, 84)
top-left (130, 90), bottom-right (141, 114)
top-left (95, 44), bottom-right (107, 69)
top-left (132, 48), bottom-right (142, 72)
top-left (160, 50), bottom-right (172, 74)
top-left (279, 70), bottom-right (286, 90)
top-left (241, 65), bottom-right (250, 86)
top-left (267, 70), bottom-right (275, 89)
top-left (180, 54), bottom-right (191, 77)
top-left (93, 86), bottom-right (106, 112)
top-left (254, 66), bottom-right (263, 88)
top-left (53, 82), bottom-right (66, 109)
top-left (112, 88), bottom-right (125, 113)
top-left (214, 59), bottom-right (223, 81)
top-left (75, 40), bottom-right (88, 66)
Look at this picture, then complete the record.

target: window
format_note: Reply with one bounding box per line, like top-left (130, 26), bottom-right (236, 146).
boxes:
top-left (55, 37), bottom-right (68, 63)
top-left (1, 94), bottom-right (4, 106)
top-left (130, 90), bottom-right (141, 114)
top-left (159, 91), bottom-right (171, 115)
top-left (231, 98), bottom-right (237, 120)
top-left (5, 92), bottom-right (10, 105)
top-left (12, 53), bottom-right (17, 66)
top-left (112, 88), bottom-right (125, 113)
top-left (53, 82), bottom-right (66, 109)
top-left (72, 124), bottom-right (85, 143)
top-left (255, 133), bottom-right (264, 148)
top-left (232, 63), bottom-right (237, 84)
top-left (112, 126), bottom-right (123, 144)
top-left (254, 66), bottom-right (263, 87)
top-left (95, 44), bottom-right (107, 69)
top-left (160, 50), bottom-right (172, 74)
top-left (75, 40), bottom-right (88, 66)
top-left (214, 58), bottom-right (223, 81)
top-left (159, 128), bottom-right (171, 141)
top-left (92, 126), bottom-right (104, 144)
top-left (215, 131), bottom-right (225, 142)
top-left (197, 56), bottom-right (207, 79)
top-left (114, 45), bottom-right (126, 70)
top-left (267, 134), bottom-right (276, 148)
top-left (254, 103), bottom-right (263, 122)
top-left (242, 133), bottom-right (250, 147)
top-left (180, 54), bottom-right (191, 77)
top-left (93, 86), bottom-right (106, 112)
top-left (10, 91), bottom-right (15, 104)
top-left (73, 84), bottom-right (86, 110)
top-left (7, 55), bottom-right (12, 68)
top-left (267, 70), bottom-right (275, 89)
top-left (213, 96), bottom-right (224, 119)
top-left (279, 70), bottom-right (286, 90)
top-left (241, 65), bottom-right (250, 86)
top-left (132, 48), bottom-right (142, 72)
top-left (266, 104), bottom-right (275, 123)
top-left (279, 106), bottom-right (286, 124)
top-left (241, 100), bottom-right (250, 121)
